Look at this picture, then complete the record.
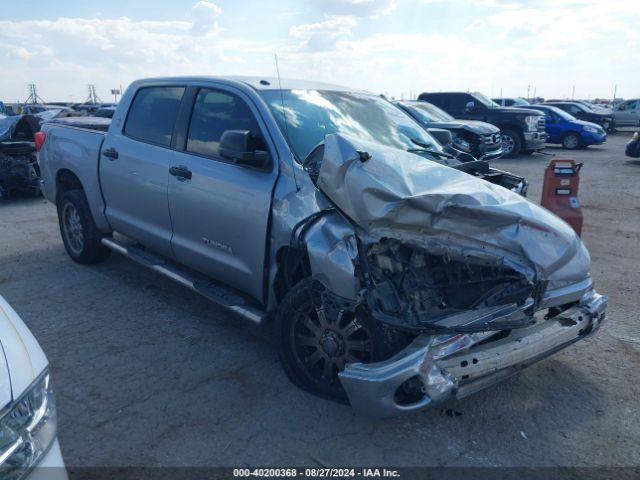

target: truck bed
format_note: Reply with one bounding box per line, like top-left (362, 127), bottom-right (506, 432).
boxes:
top-left (38, 122), bottom-right (110, 231)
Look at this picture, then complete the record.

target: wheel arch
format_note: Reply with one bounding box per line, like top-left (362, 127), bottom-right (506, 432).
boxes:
top-left (561, 130), bottom-right (584, 147)
top-left (55, 168), bottom-right (84, 202)
top-left (496, 123), bottom-right (525, 141)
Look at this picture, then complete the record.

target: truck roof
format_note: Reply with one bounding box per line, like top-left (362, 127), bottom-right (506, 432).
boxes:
top-left (131, 76), bottom-right (365, 93)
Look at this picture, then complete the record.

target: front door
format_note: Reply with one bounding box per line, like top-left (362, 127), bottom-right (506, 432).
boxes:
top-left (100, 86), bottom-right (185, 257)
top-left (545, 112), bottom-right (563, 142)
top-left (167, 86), bottom-right (278, 302)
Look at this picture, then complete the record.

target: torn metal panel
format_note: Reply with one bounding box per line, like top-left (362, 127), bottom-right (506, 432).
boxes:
top-left (0, 114), bottom-right (40, 142)
top-left (317, 133), bottom-right (588, 282)
top-left (302, 213), bottom-right (360, 300)
top-left (340, 290), bottom-right (607, 417)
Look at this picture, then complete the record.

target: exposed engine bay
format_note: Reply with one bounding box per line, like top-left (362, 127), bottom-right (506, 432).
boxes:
top-left (363, 238), bottom-right (536, 332)
top-left (0, 115), bottom-right (41, 198)
top-left (0, 143), bottom-right (40, 198)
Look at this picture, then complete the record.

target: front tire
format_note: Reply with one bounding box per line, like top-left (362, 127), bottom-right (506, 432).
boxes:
top-left (501, 130), bottom-right (522, 157)
top-left (57, 190), bottom-right (111, 264)
top-left (562, 132), bottom-right (582, 150)
top-left (276, 278), bottom-right (382, 401)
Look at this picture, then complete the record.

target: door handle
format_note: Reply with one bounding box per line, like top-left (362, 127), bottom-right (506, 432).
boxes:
top-left (169, 165), bottom-right (192, 180)
top-left (103, 147), bottom-right (119, 160)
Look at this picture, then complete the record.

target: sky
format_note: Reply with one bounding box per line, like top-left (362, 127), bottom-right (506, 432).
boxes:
top-left (0, 0), bottom-right (638, 103)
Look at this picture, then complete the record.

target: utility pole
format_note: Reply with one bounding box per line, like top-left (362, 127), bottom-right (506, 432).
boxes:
top-left (527, 85), bottom-right (531, 102)
top-left (571, 85), bottom-right (576, 100)
top-left (532, 86), bottom-right (537, 102)
top-left (612, 84), bottom-right (617, 104)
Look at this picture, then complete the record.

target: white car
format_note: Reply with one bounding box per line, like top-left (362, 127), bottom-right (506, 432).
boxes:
top-left (0, 295), bottom-right (67, 480)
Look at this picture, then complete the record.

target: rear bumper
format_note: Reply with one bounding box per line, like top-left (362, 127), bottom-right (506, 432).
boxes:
top-left (339, 287), bottom-right (607, 417)
top-left (523, 131), bottom-right (548, 150)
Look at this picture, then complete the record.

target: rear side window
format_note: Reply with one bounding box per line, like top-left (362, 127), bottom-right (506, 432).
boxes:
top-left (448, 94), bottom-right (472, 110)
top-left (124, 87), bottom-right (185, 147)
top-left (423, 94), bottom-right (445, 108)
top-left (186, 88), bottom-right (266, 159)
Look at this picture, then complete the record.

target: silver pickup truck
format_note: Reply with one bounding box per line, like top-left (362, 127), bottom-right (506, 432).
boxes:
top-left (37, 76), bottom-right (607, 417)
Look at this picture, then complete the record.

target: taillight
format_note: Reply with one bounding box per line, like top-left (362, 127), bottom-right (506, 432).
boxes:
top-left (34, 131), bottom-right (46, 152)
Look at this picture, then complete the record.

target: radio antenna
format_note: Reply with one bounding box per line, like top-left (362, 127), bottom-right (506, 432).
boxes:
top-left (275, 53), bottom-right (300, 191)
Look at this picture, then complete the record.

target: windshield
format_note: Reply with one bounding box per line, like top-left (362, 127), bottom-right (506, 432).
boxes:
top-left (473, 92), bottom-right (500, 108)
top-left (260, 90), bottom-right (441, 162)
top-left (401, 102), bottom-right (454, 123)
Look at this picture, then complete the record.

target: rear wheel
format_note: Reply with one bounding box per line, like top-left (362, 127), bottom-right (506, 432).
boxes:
top-left (501, 130), bottom-right (522, 157)
top-left (57, 190), bottom-right (111, 264)
top-left (562, 132), bottom-right (582, 150)
top-left (276, 278), bottom-right (382, 401)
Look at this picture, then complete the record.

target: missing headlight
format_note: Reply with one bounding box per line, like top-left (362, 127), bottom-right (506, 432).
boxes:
top-left (364, 238), bottom-right (532, 331)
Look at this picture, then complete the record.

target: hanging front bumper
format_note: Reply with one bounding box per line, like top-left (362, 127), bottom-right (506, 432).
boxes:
top-left (339, 288), bottom-right (607, 417)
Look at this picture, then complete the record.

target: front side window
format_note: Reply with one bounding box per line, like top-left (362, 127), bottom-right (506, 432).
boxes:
top-left (472, 93), bottom-right (500, 108)
top-left (186, 89), bottom-right (266, 159)
top-left (124, 87), bottom-right (185, 146)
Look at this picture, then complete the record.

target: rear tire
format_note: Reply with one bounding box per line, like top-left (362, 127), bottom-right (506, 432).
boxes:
top-left (276, 277), bottom-right (384, 402)
top-left (57, 190), bottom-right (111, 264)
top-left (501, 130), bottom-right (522, 157)
top-left (562, 132), bottom-right (582, 150)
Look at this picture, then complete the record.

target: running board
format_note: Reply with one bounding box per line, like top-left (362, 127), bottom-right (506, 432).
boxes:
top-left (101, 238), bottom-right (268, 324)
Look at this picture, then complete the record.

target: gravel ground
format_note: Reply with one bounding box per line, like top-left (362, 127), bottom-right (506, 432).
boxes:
top-left (0, 132), bottom-right (638, 468)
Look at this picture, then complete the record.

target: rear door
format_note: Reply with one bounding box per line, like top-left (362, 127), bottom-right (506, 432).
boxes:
top-left (100, 86), bottom-right (185, 257)
top-left (631, 100), bottom-right (640, 125)
top-left (616, 100), bottom-right (637, 126)
top-left (167, 85), bottom-right (278, 302)
top-left (544, 110), bottom-right (563, 142)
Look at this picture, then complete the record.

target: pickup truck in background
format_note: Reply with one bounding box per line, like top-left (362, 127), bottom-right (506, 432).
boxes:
top-left (37, 76), bottom-right (606, 417)
top-left (418, 91), bottom-right (547, 157)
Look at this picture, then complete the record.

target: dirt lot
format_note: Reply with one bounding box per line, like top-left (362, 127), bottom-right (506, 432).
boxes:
top-left (0, 132), bottom-right (639, 468)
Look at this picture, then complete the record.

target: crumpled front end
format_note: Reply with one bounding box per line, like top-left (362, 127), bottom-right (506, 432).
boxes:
top-left (339, 288), bottom-right (606, 417)
top-left (308, 133), bottom-right (607, 416)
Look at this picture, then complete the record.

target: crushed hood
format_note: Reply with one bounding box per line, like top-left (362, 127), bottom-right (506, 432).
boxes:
top-left (317, 133), bottom-right (589, 280)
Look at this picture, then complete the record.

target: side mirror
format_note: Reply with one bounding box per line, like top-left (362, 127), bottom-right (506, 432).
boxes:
top-left (545, 115), bottom-right (553, 122)
top-left (427, 128), bottom-right (453, 146)
top-left (219, 130), bottom-right (270, 168)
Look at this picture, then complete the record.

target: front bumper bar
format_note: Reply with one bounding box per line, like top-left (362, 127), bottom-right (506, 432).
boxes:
top-left (523, 131), bottom-right (548, 150)
top-left (339, 288), bottom-right (607, 417)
